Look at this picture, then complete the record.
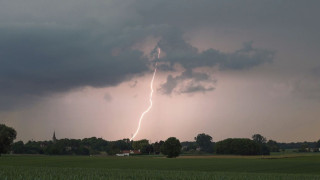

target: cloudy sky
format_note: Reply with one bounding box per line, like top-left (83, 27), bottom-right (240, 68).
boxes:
top-left (1, 0), bottom-right (319, 143)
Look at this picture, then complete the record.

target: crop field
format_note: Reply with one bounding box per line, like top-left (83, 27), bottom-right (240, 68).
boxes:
top-left (0, 154), bottom-right (320, 180)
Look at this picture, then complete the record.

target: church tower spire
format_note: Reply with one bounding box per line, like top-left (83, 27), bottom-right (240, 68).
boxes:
top-left (53, 131), bottom-right (57, 143)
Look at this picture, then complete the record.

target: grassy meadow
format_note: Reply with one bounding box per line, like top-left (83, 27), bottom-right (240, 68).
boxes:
top-left (1, 153), bottom-right (320, 180)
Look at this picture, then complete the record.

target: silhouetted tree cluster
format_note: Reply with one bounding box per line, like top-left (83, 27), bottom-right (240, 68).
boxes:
top-left (153, 141), bottom-right (164, 154)
top-left (298, 143), bottom-right (309, 152)
top-left (278, 141), bottom-right (319, 152)
top-left (132, 139), bottom-right (151, 154)
top-left (5, 124), bottom-right (319, 157)
top-left (11, 138), bottom-right (133, 155)
top-left (106, 139), bottom-right (132, 155)
top-left (215, 138), bottom-right (261, 155)
top-left (181, 141), bottom-right (197, 152)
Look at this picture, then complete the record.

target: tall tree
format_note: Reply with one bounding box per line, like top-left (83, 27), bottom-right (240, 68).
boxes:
top-left (194, 133), bottom-right (214, 153)
top-left (161, 137), bottom-right (181, 158)
top-left (0, 124), bottom-right (17, 156)
top-left (252, 134), bottom-right (270, 155)
top-left (252, 134), bottom-right (267, 144)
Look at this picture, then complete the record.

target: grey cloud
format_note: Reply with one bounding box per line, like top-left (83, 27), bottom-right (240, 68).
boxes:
top-left (159, 69), bottom-right (216, 95)
top-left (2, 1), bottom-right (319, 31)
top-left (180, 84), bottom-right (215, 94)
top-left (159, 75), bottom-right (178, 95)
top-left (0, 25), bottom-right (151, 110)
top-left (158, 35), bottom-right (274, 94)
top-left (0, 0), bottom-right (285, 110)
top-left (0, 23), bottom-right (274, 109)
top-left (157, 32), bottom-right (274, 71)
top-left (135, 0), bottom-right (320, 32)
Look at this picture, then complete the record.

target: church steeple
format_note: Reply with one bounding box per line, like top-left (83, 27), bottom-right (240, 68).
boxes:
top-left (53, 131), bottom-right (57, 143)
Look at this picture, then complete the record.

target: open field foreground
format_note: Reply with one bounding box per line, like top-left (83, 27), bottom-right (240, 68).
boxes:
top-left (1, 154), bottom-right (320, 180)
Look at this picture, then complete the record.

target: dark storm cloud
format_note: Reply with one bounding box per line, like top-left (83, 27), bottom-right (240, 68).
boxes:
top-left (157, 33), bottom-right (274, 94)
top-left (1, 0), bottom-right (298, 109)
top-left (0, 25), bottom-right (274, 108)
top-left (135, 0), bottom-right (320, 31)
top-left (0, 25), bottom-right (151, 109)
top-left (158, 32), bottom-right (274, 71)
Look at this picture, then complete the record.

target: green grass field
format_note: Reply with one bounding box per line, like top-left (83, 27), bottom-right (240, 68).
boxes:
top-left (1, 154), bottom-right (320, 179)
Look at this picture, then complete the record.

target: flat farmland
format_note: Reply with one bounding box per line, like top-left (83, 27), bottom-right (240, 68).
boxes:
top-left (0, 154), bottom-right (320, 179)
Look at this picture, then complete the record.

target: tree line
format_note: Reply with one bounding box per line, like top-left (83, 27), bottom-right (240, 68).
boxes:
top-left (1, 124), bottom-right (320, 158)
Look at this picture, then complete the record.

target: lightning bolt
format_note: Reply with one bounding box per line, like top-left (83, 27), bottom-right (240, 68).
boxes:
top-left (130, 48), bottom-right (160, 141)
